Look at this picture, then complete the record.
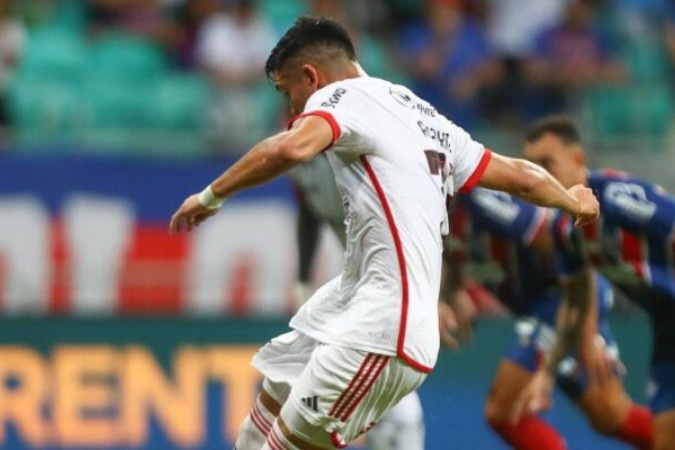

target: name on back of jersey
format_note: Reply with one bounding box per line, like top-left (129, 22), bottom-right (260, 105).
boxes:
top-left (417, 120), bottom-right (450, 150)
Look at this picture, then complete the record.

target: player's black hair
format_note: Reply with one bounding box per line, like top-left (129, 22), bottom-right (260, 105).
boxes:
top-left (265, 17), bottom-right (357, 79)
top-left (525, 115), bottom-right (582, 146)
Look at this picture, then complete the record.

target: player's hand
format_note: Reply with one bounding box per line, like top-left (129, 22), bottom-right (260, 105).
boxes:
top-left (451, 288), bottom-right (476, 343)
top-left (438, 289), bottom-right (476, 349)
top-left (169, 194), bottom-right (219, 233)
top-left (578, 334), bottom-right (616, 388)
top-left (568, 184), bottom-right (600, 227)
top-left (510, 369), bottom-right (554, 424)
top-left (438, 301), bottom-right (460, 349)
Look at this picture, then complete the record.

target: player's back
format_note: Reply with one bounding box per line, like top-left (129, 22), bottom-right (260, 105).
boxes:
top-left (564, 170), bottom-right (675, 303)
top-left (452, 189), bottom-right (559, 320)
top-left (290, 76), bottom-right (490, 371)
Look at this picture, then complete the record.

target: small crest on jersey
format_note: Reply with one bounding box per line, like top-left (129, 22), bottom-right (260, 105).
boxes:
top-left (389, 85), bottom-right (416, 108)
top-left (389, 85), bottom-right (437, 117)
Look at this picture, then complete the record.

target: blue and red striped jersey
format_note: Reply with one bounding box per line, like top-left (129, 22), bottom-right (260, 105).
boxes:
top-left (450, 188), bottom-right (559, 320)
top-left (554, 170), bottom-right (675, 308)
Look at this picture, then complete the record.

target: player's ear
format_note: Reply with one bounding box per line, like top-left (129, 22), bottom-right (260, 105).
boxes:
top-left (572, 146), bottom-right (586, 167)
top-left (301, 64), bottom-right (320, 90)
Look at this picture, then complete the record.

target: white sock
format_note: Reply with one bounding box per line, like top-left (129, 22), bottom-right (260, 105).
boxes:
top-left (234, 396), bottom-right (276, 450)
top-left (367, 391), bottom-right (425, 450)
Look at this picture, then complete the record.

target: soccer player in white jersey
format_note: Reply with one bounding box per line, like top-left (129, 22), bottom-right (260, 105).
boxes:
top-left (169, 17), bottom-right (600, 450)
top-left (291, 153), bottom-right (426, 450)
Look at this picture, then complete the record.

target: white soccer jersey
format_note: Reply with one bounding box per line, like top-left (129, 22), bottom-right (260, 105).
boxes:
top-left (288, 77), bottom-right (491, 372)
top-left (289, 153), bottom-right (345, 226)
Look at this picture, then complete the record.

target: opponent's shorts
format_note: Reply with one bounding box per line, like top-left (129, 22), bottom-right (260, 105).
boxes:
top-left (504, 276), bottom-right (620, 400)
top-left (252, 331), bottom-right (427, 448)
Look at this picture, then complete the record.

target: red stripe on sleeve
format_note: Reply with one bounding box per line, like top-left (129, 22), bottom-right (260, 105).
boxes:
top-left (287, 110), bottom-right (342, 150)
top-left (459, 149), bottom-right (492, 193)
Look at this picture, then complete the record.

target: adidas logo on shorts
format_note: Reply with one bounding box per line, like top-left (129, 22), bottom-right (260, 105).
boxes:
top-left (301, 395), bottom-right (319, 412)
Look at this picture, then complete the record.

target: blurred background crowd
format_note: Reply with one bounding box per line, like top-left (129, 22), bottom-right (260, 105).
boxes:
top-left (0, 2), bottom-right (668, 448)
top-left (1, 0), bottom-right (675, 155)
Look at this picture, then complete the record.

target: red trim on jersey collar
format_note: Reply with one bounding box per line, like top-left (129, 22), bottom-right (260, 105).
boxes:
top-left (459, 149), bottom-right (492, 194)
top-left (287, 110), bottom-right (342, 150)
top-left (360, 155), bottom-right (434, 374)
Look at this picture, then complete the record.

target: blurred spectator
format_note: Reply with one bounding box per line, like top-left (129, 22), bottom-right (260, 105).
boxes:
top-left (87, 0), bottom-right (182, 50)
top-left (488, 0), bottom-right (567, 59)
top-left (307, 0), bottom-right (400, 82)
top-left (196, 0), bottom-right (275, 152)
top-left (0, 0), bottom-right (26, 127)
top-left (173, 0), bottom-right (219, 68)
top-left (612, 0), bottom-right (665, 43)
top-left (399, 0), bottom-right (502, 131)
top-left (482, 0), bottom-right (567, 126)
top-left (664, 1), bottom-right (675, 75)
top-left (522, 0), bottom-right (626, 120)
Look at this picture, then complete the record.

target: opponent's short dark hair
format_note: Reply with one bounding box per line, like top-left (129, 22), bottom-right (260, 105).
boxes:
top-left (526, 115), bottom-right (582, 146)
top-left (265, 17), bottom-right (357, 79)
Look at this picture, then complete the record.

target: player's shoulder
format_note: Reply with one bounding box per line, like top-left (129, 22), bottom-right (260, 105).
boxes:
top-left (590, 168), bottom-right (662, 193)
top-left (308, 77), bottom-right (388, 107)
top-left (590, 168), bottom-right (629, 183)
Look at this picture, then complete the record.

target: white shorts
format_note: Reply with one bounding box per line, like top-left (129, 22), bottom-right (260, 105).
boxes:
top-left (252, 331), bottom-right (427, 448)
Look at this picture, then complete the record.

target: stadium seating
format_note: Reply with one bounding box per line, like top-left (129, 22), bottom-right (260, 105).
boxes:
top-left (18, 26), bottom-right (87, 82)
top-left (151, 73), bottom-right (209, 131)
top-left (86, 33), bottom-right (167, 83)
top-left (7, 74), bottom-right (84, 144)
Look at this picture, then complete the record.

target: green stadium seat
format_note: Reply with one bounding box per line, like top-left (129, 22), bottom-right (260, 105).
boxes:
top-left (625, 42), bottom-right (669, 83)
top-left (19, 27), bottom-right (87, 81)
top-left (258, 0), bottom-right (307, 34)
top-left (85, 76), bottom-right (155, 129)
top-left (51, 0), bottom-right (87, 31)
top-left (87, 33), bottom-right (168, 83)
top-left (584, 85), bottom-right (633, 137)
top-left (584, 83), bottom-right (673, 140)
top-left (151, 73), bottom-right (209, 130)
top-left (631, 83), bottom-right (673, 138)
top-left (7, 75), bottom-right (85, 143)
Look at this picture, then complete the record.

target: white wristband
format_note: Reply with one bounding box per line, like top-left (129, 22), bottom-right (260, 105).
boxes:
top-left (197, 185), bottom-right (224, 210)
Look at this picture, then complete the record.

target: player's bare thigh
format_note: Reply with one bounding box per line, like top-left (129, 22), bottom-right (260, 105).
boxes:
top-left (654, 409), bottom-right (675, 450)
top-left (575, 376), bottom-right (632, 434)
top-left (485, 359), bottom-right (533, 423)
top-left (261, 388), bottom-right (282, 417)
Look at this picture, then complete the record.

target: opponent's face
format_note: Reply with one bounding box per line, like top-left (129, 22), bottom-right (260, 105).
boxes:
top-left (523, 132), bottom-right (586, 188)
top-left (272, 64), bottom-right (320, 117)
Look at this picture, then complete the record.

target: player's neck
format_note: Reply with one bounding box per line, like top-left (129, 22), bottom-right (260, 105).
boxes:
top-left (323, 62), bottom-right (365, 85)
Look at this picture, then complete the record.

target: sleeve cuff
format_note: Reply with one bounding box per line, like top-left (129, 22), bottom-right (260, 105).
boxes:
top-left (287, 110), bottom-right (342, 150)
top-left (459, 149), bottom-right (492, 193)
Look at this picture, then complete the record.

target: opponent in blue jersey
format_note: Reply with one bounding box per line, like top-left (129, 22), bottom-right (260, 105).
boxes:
top-left (518, 115), bottom-right (673, 449)
top-left (446, 188), bottom-right (652, 449)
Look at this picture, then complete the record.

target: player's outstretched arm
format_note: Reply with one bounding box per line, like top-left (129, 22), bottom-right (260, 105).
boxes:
top-left (169, 116), bottom-right (333, 233)
top-left (477, 153), bottom-right (599, 226)
top-left (511, 270), bottom-right (607, 423)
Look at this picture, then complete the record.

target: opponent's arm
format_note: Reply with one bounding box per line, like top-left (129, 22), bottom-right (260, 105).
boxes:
top-left (478, 153), bottom-right (598, 226)
top-left (169, 116), bottom-right (333, 233)
top-left (295, 191), bottom-right (322, 306)
top-left (547, 270), bottom-right (602, 379)
top-left (511, 268), bottom-right (613, 422)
